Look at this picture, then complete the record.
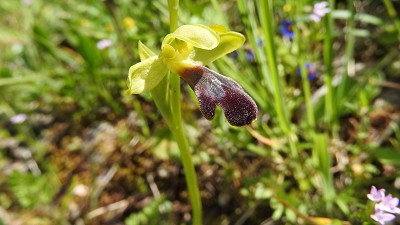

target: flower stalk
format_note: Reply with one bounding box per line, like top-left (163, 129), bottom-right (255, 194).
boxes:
top-left (166, 1), bottom-right (202, 224)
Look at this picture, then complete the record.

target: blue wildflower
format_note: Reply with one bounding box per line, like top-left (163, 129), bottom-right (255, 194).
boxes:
top-left (297, 63), bottom-right (317, 80)
top-left (280, 20), bottom-right (294, 39)
top-left (231, 39), bottom-right (261, 62)
top-left (245, 48), bottom-right (255, 61)
top-left (231, 51), bottom-right (239, 59)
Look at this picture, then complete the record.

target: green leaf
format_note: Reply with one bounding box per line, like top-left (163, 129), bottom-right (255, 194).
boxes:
top-left (163, 24), bottom-right (219, 50)
top-left (374, 147), bottom-right (400, 166)
top-left (191, 31), bottom-right (245, 65)
top-left (127, 56), bottom-right (167, 94)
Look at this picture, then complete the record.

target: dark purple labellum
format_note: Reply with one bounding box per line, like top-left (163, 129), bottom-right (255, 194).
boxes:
top-left (179, 65), bottom-right (258, 126)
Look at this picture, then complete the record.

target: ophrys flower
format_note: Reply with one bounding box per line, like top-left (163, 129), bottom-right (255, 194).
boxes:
top-left (127, 24), bottom-right (258, 126)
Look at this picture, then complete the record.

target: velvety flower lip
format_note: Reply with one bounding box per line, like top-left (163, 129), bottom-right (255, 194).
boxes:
top-left (179, 65), bottom-right (258, 126)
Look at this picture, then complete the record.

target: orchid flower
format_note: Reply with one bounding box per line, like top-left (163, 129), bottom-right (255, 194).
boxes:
top-left (127, 24), bottom-right (258, 126)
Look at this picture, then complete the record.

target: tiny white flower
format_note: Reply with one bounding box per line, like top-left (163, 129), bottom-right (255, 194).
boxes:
top-left (10, 114), bottom-right (27, 124)
top-left (368, 186), bottom-right (386, 202)
top-left (96, 39), bottom-right (112, 50)
top-left (310, 1), bottom-right (331, 22)
top-left (371, 209), bottom-right (396, 225)
top-left (378, 194), bottom-right (400, 214)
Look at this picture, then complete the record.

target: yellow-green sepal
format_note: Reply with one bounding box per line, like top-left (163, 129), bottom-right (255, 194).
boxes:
top-left (127, 56), bottom-right (167, 94)
top-left (163, 24), bottom-right (219, 50)
top-left (191, 31), bottom-right (245, 65)
top-left (138, 41), bottom-right (156, 61)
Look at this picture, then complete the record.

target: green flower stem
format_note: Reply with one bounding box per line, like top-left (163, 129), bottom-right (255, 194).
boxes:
top-left (167, 1), bottom-right (202, 225)
top-left (260, 0), bottom-right (291, 134)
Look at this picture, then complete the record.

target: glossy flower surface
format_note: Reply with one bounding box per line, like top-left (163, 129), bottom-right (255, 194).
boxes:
top-left (127, 24), bottom-right (258, 126)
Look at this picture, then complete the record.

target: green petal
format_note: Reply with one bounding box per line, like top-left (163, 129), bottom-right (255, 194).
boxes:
top-left (127, 56), bottom-right (167, 94)
top-left (191, 31), bottom-right (245, 65)
top-left (138, 41), bottom-right (156, 61)
top-left (163, 24), bottom-right (219, 50)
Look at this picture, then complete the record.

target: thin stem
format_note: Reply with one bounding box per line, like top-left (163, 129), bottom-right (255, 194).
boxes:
top-left (167, 0), bottom-right (202, 224)
top-left (168, 0), bottom-right (179, 32)
top-left (171, 120), bottom-right (202, 225)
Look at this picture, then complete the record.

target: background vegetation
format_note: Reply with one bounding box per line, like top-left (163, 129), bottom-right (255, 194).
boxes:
top-left (0, 0), bottom-right (399, 224)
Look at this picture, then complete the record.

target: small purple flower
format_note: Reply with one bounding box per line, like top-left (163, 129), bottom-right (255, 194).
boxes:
top-left (245, 48), bottom-right (255, 62)
top-left (309, 1), bottom-right (331, 22)
top-left (280, 20), bottom-right (294, 39)
top-left (371, 206), bottom-right (396, 225)
top-left (368, 186), bottom-right (386, 202)
top-left (368, 186), bottom-right (400, 224)
top-left (179, 65), bottom-right (257, 126)
top-left (10, 114), bottom-right (27, 124)
top-left (96, 39), bottom-right (112, 50)
top-left (297, 63), bottom-right (317, 80)
top-left (231, 51), bottom-right (239, 59)
top-left (378, 194), bottom-right (400, 214)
